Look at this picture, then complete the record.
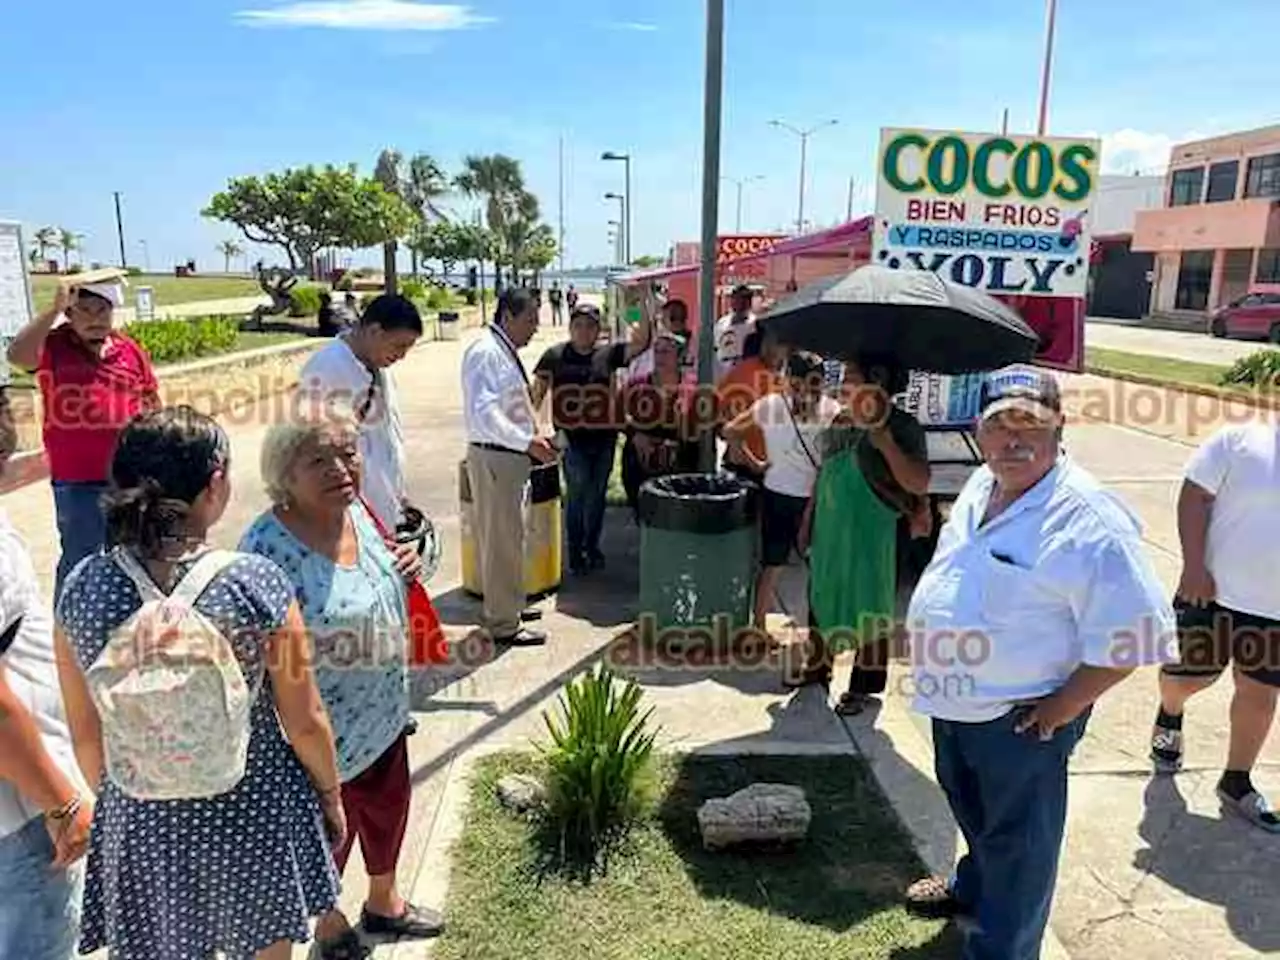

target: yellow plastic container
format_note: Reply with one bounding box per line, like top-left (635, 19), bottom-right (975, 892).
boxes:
top-left (459, 458), bottom-right (562, 600)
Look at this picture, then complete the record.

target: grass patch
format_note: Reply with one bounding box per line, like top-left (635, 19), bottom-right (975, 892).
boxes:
top-left (31, 273), bottom-right (265, 312)
top-left (435, 752), bottom-right (956, 960)
top-left (1085, 347), bottom-right (1234, 389)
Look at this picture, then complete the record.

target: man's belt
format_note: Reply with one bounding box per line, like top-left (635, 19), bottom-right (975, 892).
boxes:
top-left (470, 441), bottom-right (526, 455)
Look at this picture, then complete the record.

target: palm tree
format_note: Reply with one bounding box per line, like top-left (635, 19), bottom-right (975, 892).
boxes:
top-left (34, 226), bottom-right (57, 267)
top-left (57, 228), bottom-right (84, 272)
top-left (216, 239), bottom-right (245, 274)
top-left (502, 191), bottom-right (542, 285)
top-left (402, 153), bottom-right (449, 278)
top-left (374, 148), bottom-right (405, 293)
top-left (454, 155), bottom-right (525, 290)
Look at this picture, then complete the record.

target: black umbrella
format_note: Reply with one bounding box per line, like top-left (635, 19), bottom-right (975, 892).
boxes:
top-left (759, 264), bottom-right (1040, 373)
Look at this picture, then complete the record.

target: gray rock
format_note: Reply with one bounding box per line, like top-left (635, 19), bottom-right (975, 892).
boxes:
top-left (697, 782), bottom-right (811, 850)
top-left (496, 774), bottom-right (547, 814)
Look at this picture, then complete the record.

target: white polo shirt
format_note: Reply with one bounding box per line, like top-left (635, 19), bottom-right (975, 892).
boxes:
top-left (907, 457), bottom-right (1175, 723)
top-left (1184, 421), bottom-right (1280, 620)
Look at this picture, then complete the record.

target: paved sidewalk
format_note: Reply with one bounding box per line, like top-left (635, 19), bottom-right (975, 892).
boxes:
top-left (6, 312), bottom-right (1277, 959)
top-left (1085, 319), bottom-right (1263, 366)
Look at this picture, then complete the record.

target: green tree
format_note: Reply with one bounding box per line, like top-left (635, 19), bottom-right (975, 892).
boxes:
top-left (203, 165), bottom-right (413, 276)
top-left (374, 148), bottom-right (405, 293)
top-left (57, 228), bottom-right (84, 271)
top-left (454, 154), bottom-right (526, 287)
top-left (410, 220), bottom-right (468, 282)
top-left (216, 239), bottom-right (244, 273)
top-left (34, 226), bottom-right (58, 265)
top-left (631, 254), bottom-right (664, 269)
top-left (402, 153), bottom-right (450, 278)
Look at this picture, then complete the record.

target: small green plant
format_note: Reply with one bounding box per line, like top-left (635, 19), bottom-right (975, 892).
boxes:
top-left (334, 271), bottom-right (355, 291)
top-left (462, 287), bottom-right (478, 306)
top-left (288, 284), bottom-right (322, 317)
top-left (1219, 349), bottom-right (1280, 389)
top-left (126, 266), bottom-right (143, 277)
top-left (538, 664), bottom-right (658, 864)
top-left (360, 292), bottom-right (379, 312)
top-left (124, 315), bottom-right (239, 364)
top-left (399, 278), bottom-right (427, 301)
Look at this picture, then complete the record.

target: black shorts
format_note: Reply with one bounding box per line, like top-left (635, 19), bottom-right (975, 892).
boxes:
top-left (1161, 601), bottom-right (1280, 687)
top-left (760, 488), bottom-right (808, 568)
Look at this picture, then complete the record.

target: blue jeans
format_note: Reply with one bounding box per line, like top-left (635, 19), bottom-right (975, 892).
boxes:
top-left (0, 816), bottom-right (84, 960)
top-left (52, 481), bottom-right (108, 601)
top-left (933, 708), bottom-right (1090, 960)
top-left (563, 439), bottom-right (615, 562)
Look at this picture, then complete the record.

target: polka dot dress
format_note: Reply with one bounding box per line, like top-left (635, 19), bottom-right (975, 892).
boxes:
top-left (58, 552), bottom-right (341, 960)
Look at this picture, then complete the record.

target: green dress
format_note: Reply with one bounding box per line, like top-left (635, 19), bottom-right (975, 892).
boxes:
top-left (808, 443), bottom-right (898, 654)
top-left (808, 409), bottom-right (927, 654)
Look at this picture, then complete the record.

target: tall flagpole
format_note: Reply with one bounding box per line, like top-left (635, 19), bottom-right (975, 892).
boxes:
top-left (695, 0), bottom-right (725, 472)
top-left (557, 136), bottom-right (566, 274)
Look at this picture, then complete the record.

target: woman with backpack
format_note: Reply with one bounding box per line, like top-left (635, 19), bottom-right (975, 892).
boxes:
top-left (240, 399), bottom-right (444, 960)
top-left (52, 406), bottom-right (347, 960)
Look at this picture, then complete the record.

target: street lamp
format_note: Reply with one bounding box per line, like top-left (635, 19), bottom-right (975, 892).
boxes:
top-left (604, 192), bottom-right (625, 262)
top-left (607, 219), bottom-right (622, 266)
top-left (769, 118), bottom-right (838, 235)
top-left (721, 175), bottom-right (765, 232)
top-left (601, 151), bottom-right (631, 264)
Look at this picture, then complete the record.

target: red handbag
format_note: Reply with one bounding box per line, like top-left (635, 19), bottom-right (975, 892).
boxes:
top-left (358, 498), bottom-right (449, 667)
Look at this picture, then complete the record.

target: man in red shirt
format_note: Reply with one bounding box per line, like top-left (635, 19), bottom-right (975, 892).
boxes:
top-left (6, 273), bottom-right (158, 598)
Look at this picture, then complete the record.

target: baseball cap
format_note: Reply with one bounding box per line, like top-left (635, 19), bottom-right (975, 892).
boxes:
top-left (730, 283), bottom-right (753, 298)
top-left (978, 365), bottom-right (1062, 424)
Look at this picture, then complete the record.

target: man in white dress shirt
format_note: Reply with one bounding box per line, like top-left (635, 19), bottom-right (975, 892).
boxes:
top-left (461, 288), bottom-right (556, 646)
top-left (903, 366), bottom-right (1174, 960)
top-left (296, 294), bottom-right (422, 532)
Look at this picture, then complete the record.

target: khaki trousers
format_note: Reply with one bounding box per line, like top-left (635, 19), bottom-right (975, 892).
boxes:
top-left (466, 445), bottom-right (531, 637)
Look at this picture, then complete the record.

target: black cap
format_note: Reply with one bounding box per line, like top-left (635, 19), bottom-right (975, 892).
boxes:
top-left (731, 284), bottom-right (754, 298)
top-left (979, 365), bottom-right (1062, 423)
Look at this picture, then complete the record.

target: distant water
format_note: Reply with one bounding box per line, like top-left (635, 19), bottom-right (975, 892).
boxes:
top-left (436, 268), bottom-right (613, 293)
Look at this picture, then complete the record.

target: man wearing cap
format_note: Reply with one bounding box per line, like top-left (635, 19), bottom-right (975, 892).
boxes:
top-left (714, 285), bottom-right (757, 380)
top-left (530, 303), bottom-right (649, 575)
top-left (6, 273), bottom-right (158, 599)
top-left (902, 365), bottom-right (1174, 960)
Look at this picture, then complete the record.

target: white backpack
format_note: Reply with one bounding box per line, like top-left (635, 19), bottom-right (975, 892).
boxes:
top-left (86, 548), bottom-right (259, 801)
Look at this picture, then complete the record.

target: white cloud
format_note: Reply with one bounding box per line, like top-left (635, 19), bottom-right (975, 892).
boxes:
top-left (1091, 129), bottom-right (1208, 176)
top-left (608, 21), bottom-right (658, 32)
top-left (235, 1), bottom-right (493, 30)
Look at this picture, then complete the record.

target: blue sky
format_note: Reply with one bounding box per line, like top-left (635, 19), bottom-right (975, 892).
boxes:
top-left (1, 0), bottom-right (1275, 273)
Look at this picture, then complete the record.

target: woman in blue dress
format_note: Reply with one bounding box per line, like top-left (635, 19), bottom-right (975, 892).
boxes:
top-left (241, 400), bottom-right (443, 960)
top-left (53, 406), bottom-right (345, 960)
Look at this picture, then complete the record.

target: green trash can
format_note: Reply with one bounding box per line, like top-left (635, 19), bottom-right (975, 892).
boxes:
top-left (637, 473), bottom-right (759, 641)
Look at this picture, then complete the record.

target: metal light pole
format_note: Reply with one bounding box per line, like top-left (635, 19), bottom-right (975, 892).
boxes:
top-left (1037, 0), bottom-right (1058, 136)
top-left (138, 239), bottom-right (150, 272)
top-left (696, 0), bottom-right (724, 471)
top-left (113, 191), bottom-right (127, 269)
top-left (607, 219), bottom-right (622, 266)
top-left (602, 151), bottom-right (631, 264)
top-left (769, 118), bottom-right (838, 236)
top-left (604, 192), bottom-right (625, 263)
top-left (722, 175), bottom-right (764, 232)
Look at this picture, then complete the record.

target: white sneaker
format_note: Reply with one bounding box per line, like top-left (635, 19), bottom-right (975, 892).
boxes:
top-left (1217, 787), bottom-right (1280, 834)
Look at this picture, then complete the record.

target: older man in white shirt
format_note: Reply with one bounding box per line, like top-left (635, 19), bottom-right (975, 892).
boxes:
top-left (461, 288), bottom-right (557, 646)
top-left (903, 366), bottom-right (1174, 960)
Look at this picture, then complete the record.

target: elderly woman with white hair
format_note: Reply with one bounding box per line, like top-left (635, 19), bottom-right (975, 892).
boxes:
top-left (239, 401), bottom-right (444, 960)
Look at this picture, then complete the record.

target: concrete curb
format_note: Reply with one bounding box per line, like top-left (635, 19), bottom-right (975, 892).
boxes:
top-left (1082, 363), bottom-right (1280, 413)
top-left (842, 695), bottom-right (1072, 960)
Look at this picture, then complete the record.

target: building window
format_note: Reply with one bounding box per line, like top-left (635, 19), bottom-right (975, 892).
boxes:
top-left (1244, 154), bottom-right (1280, 199)
top-left (1175, 251), bottom-right (1214, 311)
top-left (1205, 161), bottom-right (1239, 203)
top-left (1258, 249), bottom-right (1280, 284)
top-left (1169, 167), bottom-right (1204, 206)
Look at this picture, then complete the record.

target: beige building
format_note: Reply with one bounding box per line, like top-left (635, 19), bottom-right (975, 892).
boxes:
top-left (1132, 124), bottom-right (1280, 315)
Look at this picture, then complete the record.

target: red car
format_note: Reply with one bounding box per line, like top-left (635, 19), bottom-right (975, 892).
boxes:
top-left (1210, 292), bottom-right (1280, 341)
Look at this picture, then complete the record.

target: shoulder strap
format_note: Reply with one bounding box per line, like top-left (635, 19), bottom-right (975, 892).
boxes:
top-left (785, 399), bottom-right (821, 471)
top-left (0, 617), bottom-right (22, 656)
top-left (170, 550), bottom-right (240, 606)
top-left (112, 548), bottom-right (167, 603)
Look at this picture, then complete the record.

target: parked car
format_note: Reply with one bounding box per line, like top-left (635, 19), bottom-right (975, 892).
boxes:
top-left (1209, 292), bottom-right (1280, 341)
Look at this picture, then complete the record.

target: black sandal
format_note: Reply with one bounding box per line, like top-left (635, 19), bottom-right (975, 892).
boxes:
top-left (904, 875), bottom-right (962, 919)
top-left (317, 928), bottom-right (371, 960)
top-left (835, 692), bottom-right (874, 716)
top-left (361, 902), bottom-right (445, 940)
